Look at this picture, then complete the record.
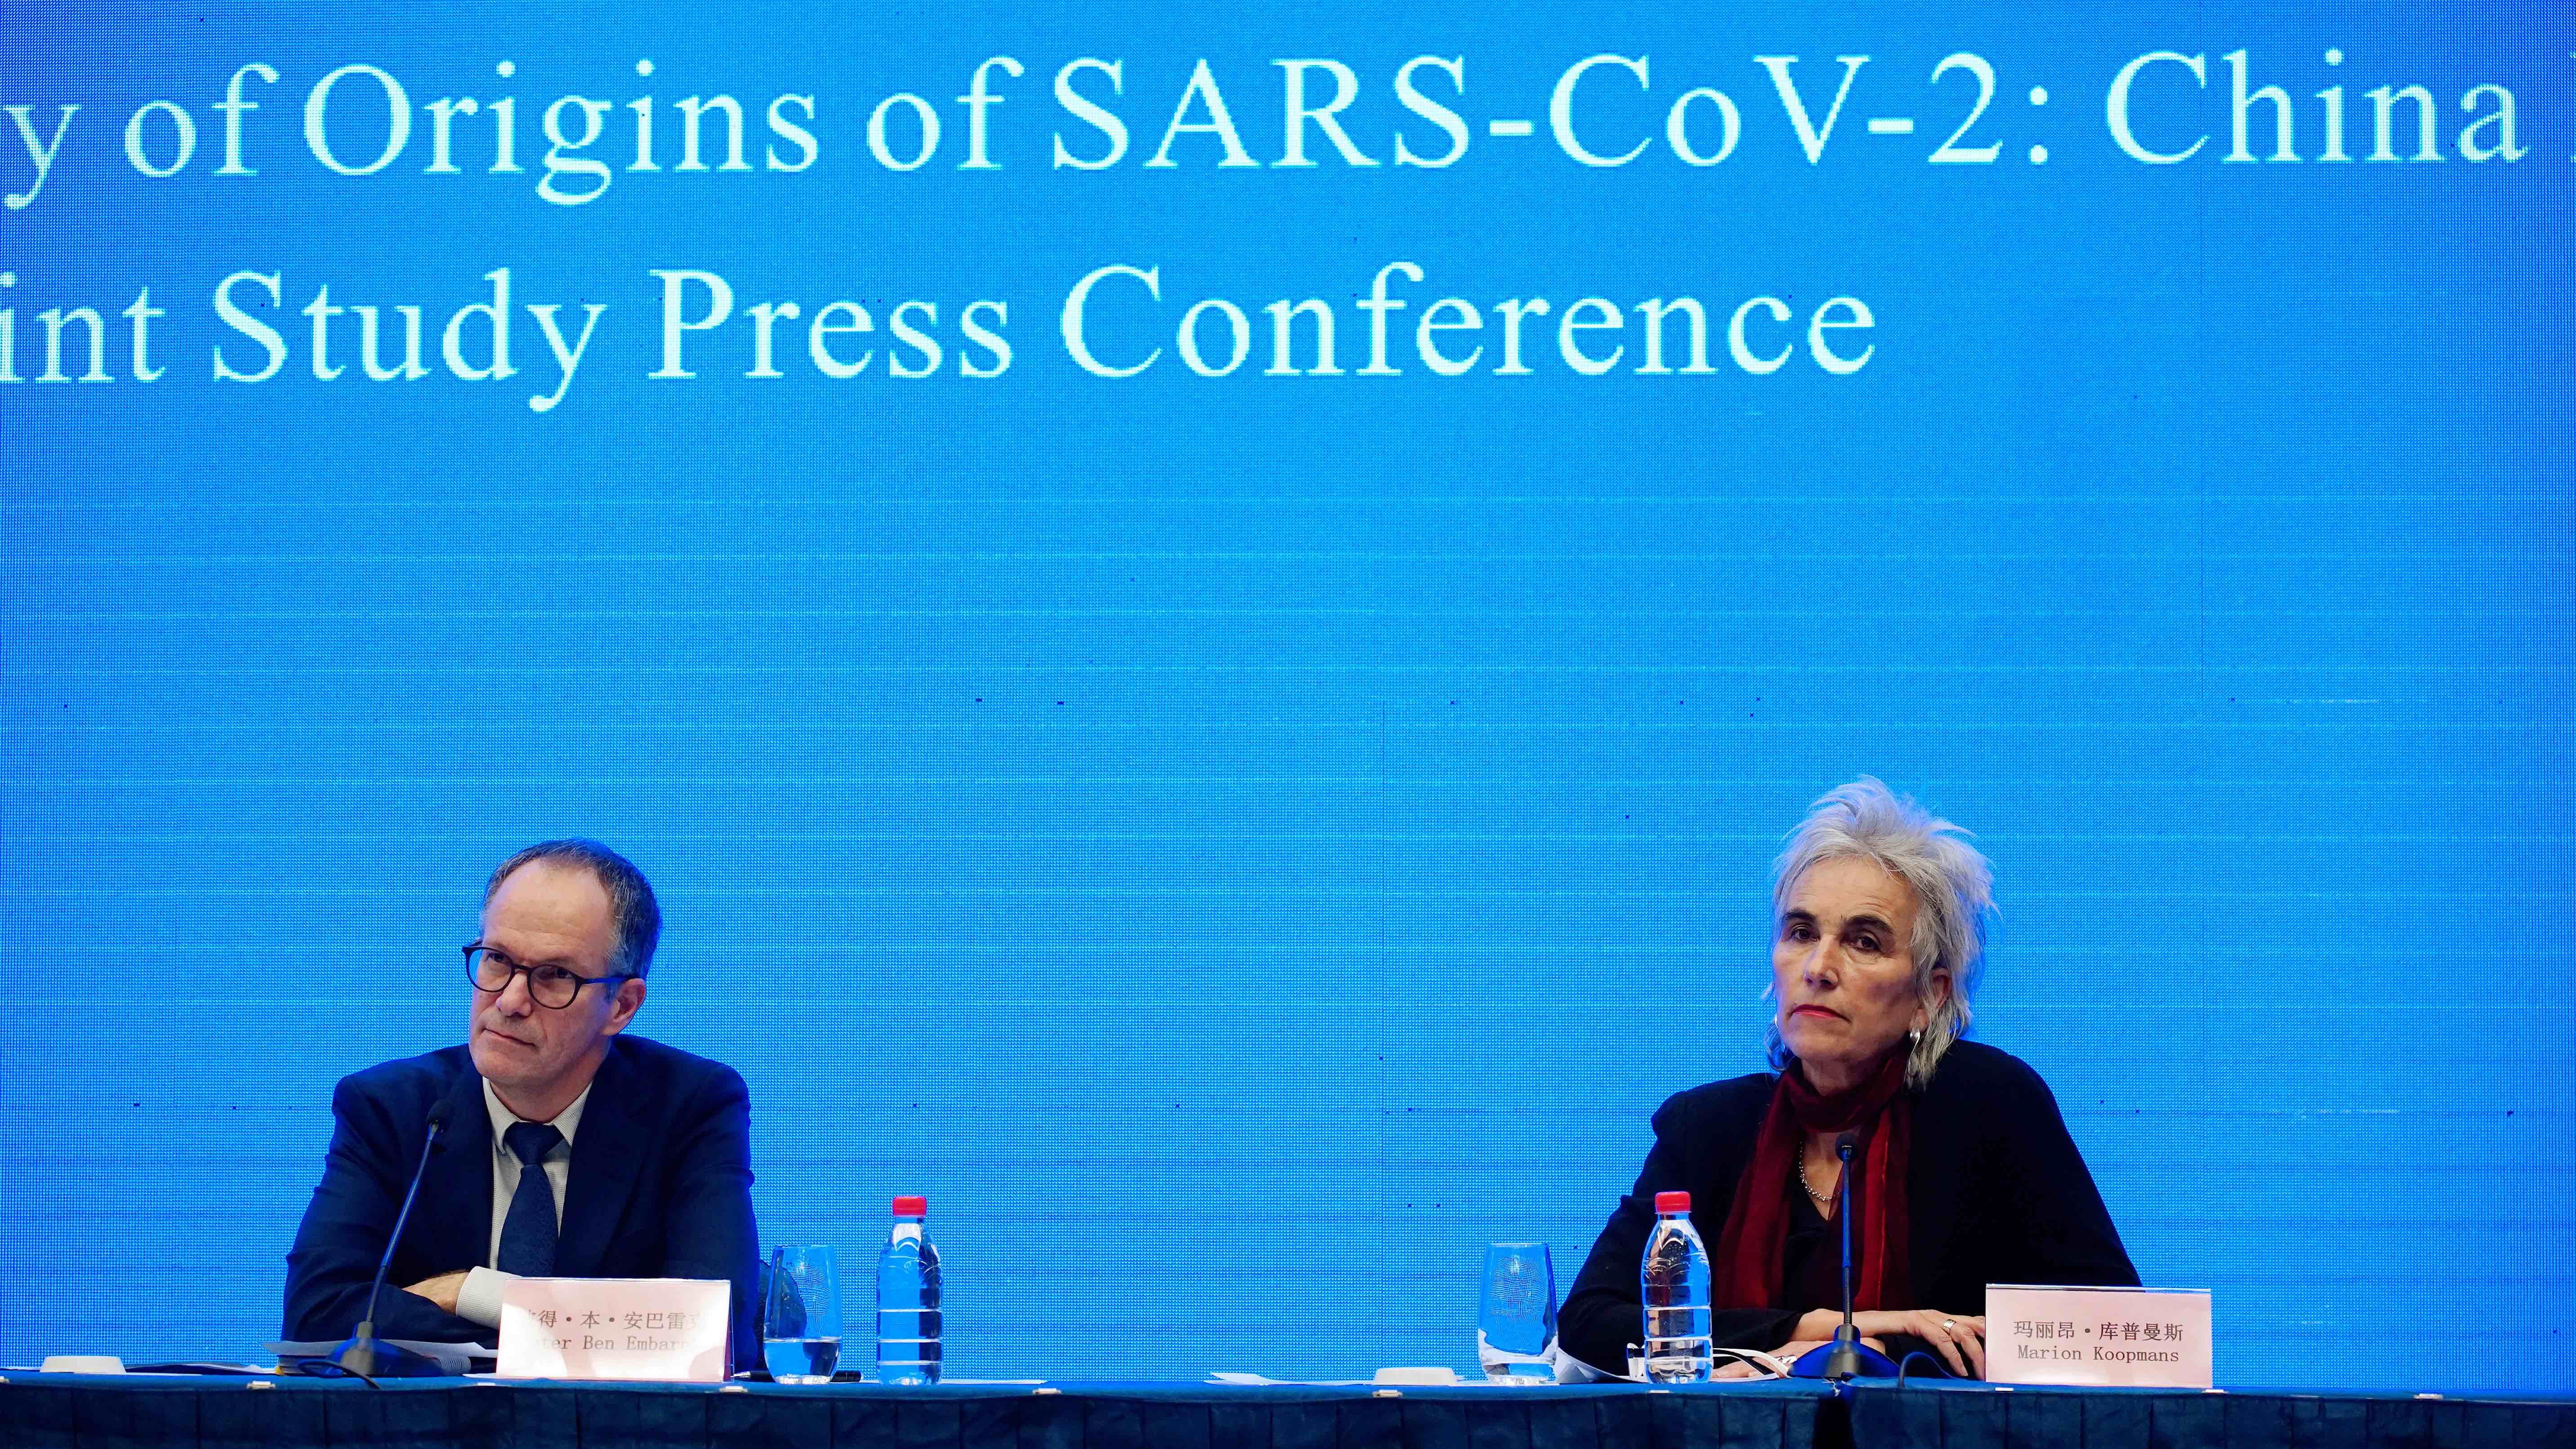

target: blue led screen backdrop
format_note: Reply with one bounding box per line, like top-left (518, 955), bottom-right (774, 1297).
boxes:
top-left (1, 1), bottom-right (2568, 1391)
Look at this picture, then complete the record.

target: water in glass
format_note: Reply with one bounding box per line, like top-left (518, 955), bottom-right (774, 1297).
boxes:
top-left (1477, 1241), bottom-right (1557, 1382)
top-left (762, 1244), bottom-right (845, 1383)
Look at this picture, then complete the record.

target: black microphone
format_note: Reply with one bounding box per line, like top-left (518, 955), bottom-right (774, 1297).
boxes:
top-left (330, 1098), bottom-right (454, 1378)
top-left (1792, 1129), bottom-right (1898, 1381)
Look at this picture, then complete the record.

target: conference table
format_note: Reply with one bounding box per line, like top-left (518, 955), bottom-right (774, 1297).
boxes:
top-left (5, 1373), bottom-right (2571, 1449)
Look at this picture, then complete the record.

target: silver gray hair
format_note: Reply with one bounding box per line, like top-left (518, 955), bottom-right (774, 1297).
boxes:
top-left (485, 838), bottom-right (662, 979)
top-left (1765, 778), bottom-right (1994, 1089)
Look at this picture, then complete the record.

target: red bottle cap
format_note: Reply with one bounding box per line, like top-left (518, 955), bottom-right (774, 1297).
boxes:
top-left (1654, 1190), bottom-right (1691, 1213)
top-left (892, 1195), bottom-right (928, 1216)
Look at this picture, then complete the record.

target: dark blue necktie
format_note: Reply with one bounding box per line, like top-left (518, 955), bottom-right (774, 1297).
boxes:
top-left (497, 1122), bottom-right (565, 1277)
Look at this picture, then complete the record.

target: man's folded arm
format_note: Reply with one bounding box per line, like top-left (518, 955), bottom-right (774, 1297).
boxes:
top-left (282, 1075), bottom-right (492, 1346)
top-left (656, 1063), bottom-right (762, 1365)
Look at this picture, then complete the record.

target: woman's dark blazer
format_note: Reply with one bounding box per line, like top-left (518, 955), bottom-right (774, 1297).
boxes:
top-left (1559, 1039), bottom-right (2139, 1375)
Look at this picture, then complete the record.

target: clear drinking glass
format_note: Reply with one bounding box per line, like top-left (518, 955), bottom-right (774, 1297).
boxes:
top-left (1477, 1242), bottom-right (1558, 1382)
top-left (762, 1244), bottom-right (844, 1382)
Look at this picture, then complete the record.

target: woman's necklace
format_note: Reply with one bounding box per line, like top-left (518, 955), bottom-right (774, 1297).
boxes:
top-left (1796, 1149), bottom-right (1836, 1210)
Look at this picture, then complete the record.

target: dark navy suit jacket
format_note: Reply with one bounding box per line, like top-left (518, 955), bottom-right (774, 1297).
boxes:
top-left (282, 1034), bottom-right (761, 1372)
top-left (1559, 1040), bottom-right (2138, 1376)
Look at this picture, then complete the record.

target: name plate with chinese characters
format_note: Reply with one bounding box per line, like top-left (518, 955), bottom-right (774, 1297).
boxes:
top-left (496, 1278), bottom-right (731, 1382)
top-left (1985, 1284), bottom-right (2213, 1387)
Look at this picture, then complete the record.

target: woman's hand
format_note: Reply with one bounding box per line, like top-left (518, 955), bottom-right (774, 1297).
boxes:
top-left (1854, 1310), bottom-right (1986, 1378)
top-left (1709, 1311), bottom-right (1987, 1379)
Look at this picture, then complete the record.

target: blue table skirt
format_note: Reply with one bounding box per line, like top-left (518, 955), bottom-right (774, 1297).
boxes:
top-left (6, 1375), bottom-right (2572, 1449)
top-left (1845, 1379), bottom-right (2576, 1449)
top-left (0, 1378), bottom-right (1829, 1449)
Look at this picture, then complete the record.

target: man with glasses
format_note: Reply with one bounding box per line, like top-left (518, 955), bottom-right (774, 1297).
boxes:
top-left (282, 840), bottom-right (759, 1370)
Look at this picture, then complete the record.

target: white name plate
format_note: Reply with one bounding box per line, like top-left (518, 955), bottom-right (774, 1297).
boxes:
top-left (1985, 1284), bottom-right (2212, 1388)
top-left (497, 1277), bottom-right (731, 1382)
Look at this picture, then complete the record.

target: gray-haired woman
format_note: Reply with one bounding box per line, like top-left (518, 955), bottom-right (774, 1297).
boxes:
top-left (1558, 779), bottom-right (2138, 1379)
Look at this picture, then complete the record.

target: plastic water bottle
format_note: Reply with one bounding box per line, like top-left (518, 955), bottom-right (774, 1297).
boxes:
top-left (1640, 1190), bottom-right (1713, 1382)
top-left (875, 1195), bottom-right (942, 1383)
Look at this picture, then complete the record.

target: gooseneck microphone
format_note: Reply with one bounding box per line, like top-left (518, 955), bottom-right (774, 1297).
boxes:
top-left (330, 1098), bottom-right (454, 1378)
top-left (1792, 1129), bottom-right (1899, 1381)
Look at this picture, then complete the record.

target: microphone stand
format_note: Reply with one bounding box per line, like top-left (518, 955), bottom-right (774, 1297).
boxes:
top-left (1792, 1131), bottom-right (1898, 1382)
top-left (329, 1102), bottom-right (454, 1379)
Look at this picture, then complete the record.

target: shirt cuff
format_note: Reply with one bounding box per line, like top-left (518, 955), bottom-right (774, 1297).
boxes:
top-left (455, 1267), bottom-right (513, 1328)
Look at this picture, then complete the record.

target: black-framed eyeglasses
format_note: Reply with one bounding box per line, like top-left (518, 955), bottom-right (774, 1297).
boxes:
top-left (464, 944), bottom-right (633, 1009)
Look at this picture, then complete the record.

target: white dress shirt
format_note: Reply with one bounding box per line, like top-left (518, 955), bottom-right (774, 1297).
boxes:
top-left (453, 1079), bottom-right (591, 1328)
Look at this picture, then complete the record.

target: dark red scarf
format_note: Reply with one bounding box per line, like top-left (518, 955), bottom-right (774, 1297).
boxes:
top-left (1712, 1051), bottom-right (1913, 1312)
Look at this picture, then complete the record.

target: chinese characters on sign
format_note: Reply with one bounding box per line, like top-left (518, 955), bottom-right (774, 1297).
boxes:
top-left (2012, 1320), bottom-right (2188, 1342)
